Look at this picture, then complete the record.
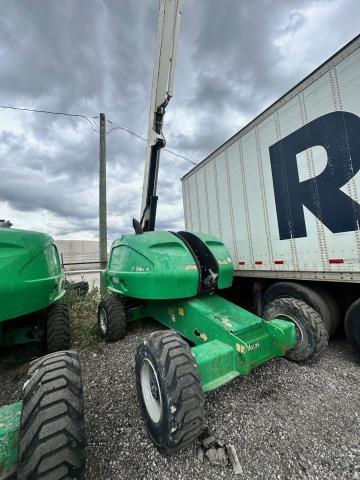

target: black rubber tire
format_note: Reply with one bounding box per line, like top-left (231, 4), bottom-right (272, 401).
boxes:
top-left (98, 296), bottom-right (126, 342)
top-left (46, 303), bottom-right (71, 353)
top-left (17, 350), bottom-right (86, 480)
top-left (135, 330), bottom-right (205, 454)
top-left (313, 286), bottom-right (342, 336)
top-left (262, 282), bottom-right (341, 336)
top-left (65, 280), bottom-right (89, 298)
top-left (263, 297), bottom-right (329, 363)
top-left (345, 298), bottom-right (360, 355)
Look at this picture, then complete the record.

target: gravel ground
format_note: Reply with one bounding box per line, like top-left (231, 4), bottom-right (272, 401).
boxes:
top-left (1, 322), bottom-right (359, 480)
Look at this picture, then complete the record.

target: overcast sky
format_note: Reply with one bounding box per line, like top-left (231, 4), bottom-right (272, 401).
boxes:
top-left (0, 0), bottom-right (359, 240)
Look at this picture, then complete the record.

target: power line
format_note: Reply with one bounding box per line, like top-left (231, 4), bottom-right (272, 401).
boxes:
top-left (105, 119), bottom-right (197, 166)
top-left (0, 104), bottom-right (100, 132)
top-left (106, 123), bottom-right (147, 142)
top-left (0, 104), bottom-right (197, 165)
top-left (163, 147), bottom-right (197, 165)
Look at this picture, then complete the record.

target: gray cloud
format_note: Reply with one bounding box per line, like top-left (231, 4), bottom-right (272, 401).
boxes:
top-left (0, 0), bottom-right (359, 239)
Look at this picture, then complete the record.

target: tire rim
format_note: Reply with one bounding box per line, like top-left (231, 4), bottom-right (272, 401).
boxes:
top-left (140, 358), bottom-right (162, 424)
top-left (99, 308), bottom-right (107, 335)
top-left (275, 313), bottom-right (304, 349)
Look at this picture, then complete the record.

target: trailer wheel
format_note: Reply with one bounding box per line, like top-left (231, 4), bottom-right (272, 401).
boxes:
top-left (314, 286), bottom-right (341, 336)
top-left (262, 282), bottom-right (341, 336)
top-left (263, 297), bottom-right (328, 363)
top-left (135, 330), bottom-right (205, 454)
top-left (345, 298), bottom-right (360, 354)
top-left (46, 303), bottom-right (71, 353)
top-left (98, 296), bottom-right (126, 342)
top-left (17, 350), bottom-right (86, 480)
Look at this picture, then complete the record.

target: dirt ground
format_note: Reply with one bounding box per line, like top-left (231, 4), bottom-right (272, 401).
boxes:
top-left (1, 321), bottom-right (359, 480)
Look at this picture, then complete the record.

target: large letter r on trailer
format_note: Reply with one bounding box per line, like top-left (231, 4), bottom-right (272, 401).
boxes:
top-left (269, 111), bottom-right (360, 240)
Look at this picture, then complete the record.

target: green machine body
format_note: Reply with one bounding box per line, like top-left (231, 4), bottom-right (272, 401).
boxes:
top-left (105, 231), bottom-right (233, 299)
top-left (100, 229), bottom-right (297, 454)
top-left (0, 228), bottom-right (67, 347)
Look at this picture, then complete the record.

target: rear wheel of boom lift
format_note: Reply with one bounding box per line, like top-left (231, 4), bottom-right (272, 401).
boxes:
top-left (46, 303), bottom-right (71, 353)
top-left (263, 297), bottom-right (328, 363)
top-left (17, 350), bottom-right (86, 480)
top-left (98, 296), bottom-right (127, 342)
top-left (135, 330), bottom-right (205, 454)
top-left (262, 282), bottom-right (341, 336)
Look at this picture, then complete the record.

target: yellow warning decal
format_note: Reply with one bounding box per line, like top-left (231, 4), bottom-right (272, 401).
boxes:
top-left (236, 343), bottom-right (245, 353)
top-left (217, 259), bottom-right (228, 265)
top-left (184, 264), bottom-right (197, 270)
top-left (200, 332), bottom-right (208, 342)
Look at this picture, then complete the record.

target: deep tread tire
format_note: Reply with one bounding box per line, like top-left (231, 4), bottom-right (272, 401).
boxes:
top-left (98, 297), bottom-right (126, 342)
top-left (262, 282), bottom-right (341, 336)
top-left (17, 350), bottom-right (86, 480)
top-left (345, 298), bottom-right (360, 354)
top-left (263, 297), bottom-right (329, 363)
top-left (135, 330), bottom-right (205, 454)
top-left (46, 303), bottom-right (71, 353)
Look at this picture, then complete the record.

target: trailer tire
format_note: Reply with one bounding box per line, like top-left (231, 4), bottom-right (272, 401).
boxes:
top-left (345, 298), bottom-right (360, 354)
top-left (313, 286), bottom-right (341, 336)
top-left (46, 303), bottom-right (71, 353)
top-left (98, 296), bottom-right (126, 342)
top-left (263, 297), bottom-right (328, 363)
top-left (135, 330), bottom-right (205, 454)
top-left (262, 282), bottom-right (340, 336)
top-left (17, 350), bottom-right (86, 480)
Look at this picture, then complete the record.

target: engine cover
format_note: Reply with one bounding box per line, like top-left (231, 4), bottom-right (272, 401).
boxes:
top-left (0, 228), bottom-right (64, 321)
top-left (105, 230), bottom-right (233, 300)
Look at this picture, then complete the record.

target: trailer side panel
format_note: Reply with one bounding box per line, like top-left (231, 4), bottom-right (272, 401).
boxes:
top-left (182, 37), bottom-right (360, 282)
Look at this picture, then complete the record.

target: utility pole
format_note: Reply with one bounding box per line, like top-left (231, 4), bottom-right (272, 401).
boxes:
top-left (99, 112), bottom-right (107, 293)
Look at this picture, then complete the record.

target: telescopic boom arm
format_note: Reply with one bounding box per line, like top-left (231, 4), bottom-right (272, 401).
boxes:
top-left (139, 0), bottom-right (183, 232)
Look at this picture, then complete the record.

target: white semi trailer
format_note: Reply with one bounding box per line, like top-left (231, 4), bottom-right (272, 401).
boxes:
top-left (182, 35), bottom-right (360, 353)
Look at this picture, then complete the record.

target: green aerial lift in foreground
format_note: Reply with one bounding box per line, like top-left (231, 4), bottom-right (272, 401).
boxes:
top-left (0, 351), bottom-right (86, 480)
top-left (97, 0), bottom-right (319, 454)
top-left (0, 226), bottom-right (70, 351)
top-left (0, 226), bottom-right (81, 479)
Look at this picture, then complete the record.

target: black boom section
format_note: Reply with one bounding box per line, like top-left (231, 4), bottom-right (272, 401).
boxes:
top-left (174, 231), bottom-right (219, 293)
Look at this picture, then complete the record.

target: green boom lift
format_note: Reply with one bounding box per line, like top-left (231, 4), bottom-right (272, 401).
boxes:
top-left (0, 225), bottom-right (70, 352)
top-left (96, 0), bottom-right (320, 454)
top-left (0, 225), bottom-right (84, 478)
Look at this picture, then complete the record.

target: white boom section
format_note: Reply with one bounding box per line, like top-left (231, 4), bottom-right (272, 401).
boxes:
top-left (140, 0), bottom-right (183, 226)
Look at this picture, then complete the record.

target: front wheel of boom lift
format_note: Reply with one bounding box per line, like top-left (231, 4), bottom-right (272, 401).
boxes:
top-left (263, 297), bottom-right (329, 364)
top-left (98, 296), bottom-right (127, 342)
top-left (135, 330), bottom-right (205, 454)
